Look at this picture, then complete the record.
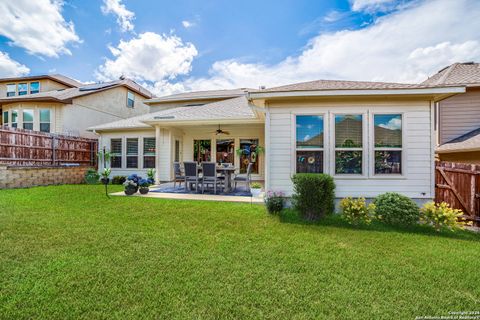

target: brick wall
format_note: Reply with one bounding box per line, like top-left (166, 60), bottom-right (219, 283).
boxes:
top-left (0, 165), bottom-right (90, 189)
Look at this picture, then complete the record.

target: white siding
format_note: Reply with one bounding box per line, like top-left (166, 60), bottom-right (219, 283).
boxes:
top-left (267, 100), bottom-right (434, 200)
top-left (439, 88), bottom-right (480, 144)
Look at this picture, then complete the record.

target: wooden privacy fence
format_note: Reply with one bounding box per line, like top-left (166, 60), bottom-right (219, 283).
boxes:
top-left (435, 161), bottom-right (480, 224)
top-left (0, 127), bottom-right (97, 167)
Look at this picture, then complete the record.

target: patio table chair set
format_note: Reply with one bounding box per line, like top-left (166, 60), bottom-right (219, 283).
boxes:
top-left (173, 161), bottom-right (254, 194)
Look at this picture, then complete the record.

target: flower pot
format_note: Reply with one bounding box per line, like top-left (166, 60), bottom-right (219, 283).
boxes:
top-left (124, 186), bottom-right (137, 196)
top-left (251, 188), bottom-right (262, 197)
top-left (101, 178), bottom-right (110, 185)
top-left (139, 187), bottom-right (149, 195)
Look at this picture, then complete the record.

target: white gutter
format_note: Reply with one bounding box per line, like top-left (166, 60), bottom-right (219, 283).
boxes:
top-left (248, 87), bottom-right (466, 99)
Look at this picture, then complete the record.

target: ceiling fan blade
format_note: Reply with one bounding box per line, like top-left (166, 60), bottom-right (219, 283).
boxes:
top-left (223, 131), bottom-right (230, 135)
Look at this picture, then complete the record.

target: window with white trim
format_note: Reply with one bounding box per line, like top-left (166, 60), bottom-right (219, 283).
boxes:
top-left (2, 111), bottom-right (8, 126)
top-left (126, 138), bottom-right (139, 168)
top-left (6, 84), bottom-right (16, 97)
top-left (295, 115), bottom-right (324, 173)
top-left (111, 139), bottom-right (122, 168)
top-left (127, 91), bottom-right (135, 108)
top-left (374, 114), bottom-right (402, 175)
top-left (39, 109), bottom-right (51, 133)
top-left (143, 137), bottom-right (156, 168)
top-left (334, 114), bottom-right (363, 175)
top-left (11, 110), bottom-right (18, 128)
top-left (23, 109), bottom-right (34, 130)
top-left (18, 83), bottom-right (27, 96)
top-left (30, 82), bottom-right (40, 94)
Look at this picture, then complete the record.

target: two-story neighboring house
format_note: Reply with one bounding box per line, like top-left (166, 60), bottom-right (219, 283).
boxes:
top-left (422, 62), bottom-right (480, 164)
top-left (0, 75), bottom-right (153, 138)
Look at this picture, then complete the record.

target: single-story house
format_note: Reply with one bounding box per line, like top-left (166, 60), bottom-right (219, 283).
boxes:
top-left (422, 62), bottom-right (480, 164)
top-left (89, 79), bottom-right (465, 203)
top-left (0, 74), bottom-right (152, 138)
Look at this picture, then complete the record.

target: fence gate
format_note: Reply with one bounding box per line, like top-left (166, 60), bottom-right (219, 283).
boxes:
top-left (435, 161), bottom-right (480, 225)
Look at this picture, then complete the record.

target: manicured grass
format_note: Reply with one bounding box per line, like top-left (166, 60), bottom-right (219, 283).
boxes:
top-left (1, 185), bottom-right (479, 319)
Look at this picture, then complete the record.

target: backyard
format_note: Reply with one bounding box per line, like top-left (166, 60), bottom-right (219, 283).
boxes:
top-left (1, 185), bottom-right (479, 319)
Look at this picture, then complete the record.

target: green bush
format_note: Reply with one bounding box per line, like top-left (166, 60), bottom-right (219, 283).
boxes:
top-left (291, 173), bottom-right (335, 220)
top-left (264, 191), bottom-right (285, 214)
top-left (112, 176), bottom-right (127, 185)
top-left (420, 201), bottom-right (471, 232)
top-left (84, 168), bottom-right (100, 184)
top-left (340, 197), bottom-right (375, 225)
top-left (374, 192), bottom-right (420, 226)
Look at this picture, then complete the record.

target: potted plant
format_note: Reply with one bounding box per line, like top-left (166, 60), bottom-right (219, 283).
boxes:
top-left (146, 168), bottom-right (155, 185)
top-left (84, 168), bottom-right (100, 184)
top-left (250, 182), bottom-right (262, 197)
top-left (123, 179), bottom-right (138, 195)
top-left (97, 148), bottom-right (112, 169)
top-left (100, 168), bottom-right (111, 185)
top-left (138, 179), bottom-right (150, 195)
top-left (127, 174), bottom-right (141, 192)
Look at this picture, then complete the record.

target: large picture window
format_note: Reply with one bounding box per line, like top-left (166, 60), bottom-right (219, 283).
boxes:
top-left (334, 114), bottom-right (363, 175)
top-left (143, 137), bottom-right (156, 168)
top-left (239, 139), bottom-right (259, 174)
top-left (39, 109), bottom-right (50, 132)
top-left (296, 115), bottom-right (324, 173)
top-left (126, 138), bottom-right (139, 168)
top-left (374, 114), bottom-right (402, 174)
top-left (216, 139), bottom-right (235, 164)
top-left (110, 139), bottom-right (122, 168)
top-left (23, 109), bottom-right (34, 130)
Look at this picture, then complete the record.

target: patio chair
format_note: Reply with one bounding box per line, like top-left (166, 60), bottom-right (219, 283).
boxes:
top-left (233, 162), bottom-right (254, 192)
top-left (173, 162), bottom-right (185, 188)
top-left (201, 162), bottom-right (224, 194)
top-left (184, 161), bottom-right (202, 193)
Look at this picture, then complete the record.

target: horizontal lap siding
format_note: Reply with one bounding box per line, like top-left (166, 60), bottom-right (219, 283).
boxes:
top-left (439, 89), bottom-right (480, 144)
top-left (267, 102), bottom-right (433, 199)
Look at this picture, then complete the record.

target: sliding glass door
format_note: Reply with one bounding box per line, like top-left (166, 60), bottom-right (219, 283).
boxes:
top-left (216, 139), bottom-right (235, 164)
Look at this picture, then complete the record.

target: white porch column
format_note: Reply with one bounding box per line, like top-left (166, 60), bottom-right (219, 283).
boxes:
top-left (155, 126), bottom-right (161, 184)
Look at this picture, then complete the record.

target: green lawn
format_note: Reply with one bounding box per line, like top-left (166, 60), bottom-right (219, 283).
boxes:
top-left (1, 185), bottom-right (479, 319)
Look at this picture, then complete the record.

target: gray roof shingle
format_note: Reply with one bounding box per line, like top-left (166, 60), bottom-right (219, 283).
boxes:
top-left (422, 62), bottom-right (480, 86)
top-left (437, 127), bottom-right (480, 153)
top-left (146, 88), bottom-right (250, 103)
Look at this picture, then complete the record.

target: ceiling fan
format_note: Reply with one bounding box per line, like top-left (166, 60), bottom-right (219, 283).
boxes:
top-left (212, 125), bottom-right (230, 135)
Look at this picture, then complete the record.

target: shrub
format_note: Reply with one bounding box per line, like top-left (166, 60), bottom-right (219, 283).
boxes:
top-left (146, 169), bottom-right (155, 184)
top-left (84, 168), bottom-right (100, 184)
top-left (420, 201), bottom-right (471, 232)
top-left (340, 197), bottom-right (376, 225)
top-left (264, 191), bottom-right (285, 214)
top-left (291, 174), bottom-right (335, 220)
top-left (374, 192), bottom-right (420, 226)
top-left (138, 179), bottom-right (150, 188)
top-left (112, 176), bottom-right (127, 185)
top-left (250, 182), bottom-right (262, 189)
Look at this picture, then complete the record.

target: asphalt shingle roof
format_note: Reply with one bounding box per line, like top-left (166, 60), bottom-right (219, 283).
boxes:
top-left (422, 62), bottom-right (480, 86)
top-left (146, 88), bottom-right (250, 103)
top-left (437, 127), bottom-right (480, 153)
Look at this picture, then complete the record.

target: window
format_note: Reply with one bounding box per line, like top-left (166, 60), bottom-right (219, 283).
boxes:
top-left (39, 109), bottom-right (50, 133)
top-left (239, 139), bottom-right (260, 174)
top-left (143, 137), bottom-right (156, 168)
top-left (296, 115), bottom-right (324, 173)
top-left (174, 140), bottom-right (180, 162)
top-left (30, 82), bottom-right (40, 94)
top-left (126, 138), bottom-right (138, 168)
top-left (18, 83), bottom-right (28, 96)
top-left (335, 114), bottom-right (363, 175)
top-left (23, 109), bottom-right (34, 130)
top-left (111, 139), bottom-right (122, 168)
top-left (216, 139), bottom-right (234, 164)
top-left (374, 114), bottom-right (402, 175)
top-left (11, 110), bottom-right (18, 128)
top-left (127, 91), bottom-right (135, 108)
top-left (6, 84), bottom-right (16, 97)
top-left (2, 111), bottom-right (8, 126)
top-left (193, 140), bottom-right (211, 162)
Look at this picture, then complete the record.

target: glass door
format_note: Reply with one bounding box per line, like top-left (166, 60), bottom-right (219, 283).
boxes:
top-left (193, 140), bottom-right (211, 162)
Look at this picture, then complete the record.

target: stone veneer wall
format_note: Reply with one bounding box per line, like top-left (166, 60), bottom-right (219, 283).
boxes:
top-left (0, 165), bottom-right (90, 189)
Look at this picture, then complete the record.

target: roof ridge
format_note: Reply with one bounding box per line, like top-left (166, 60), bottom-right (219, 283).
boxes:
top-left (434, 63), bottom-right (459, 85)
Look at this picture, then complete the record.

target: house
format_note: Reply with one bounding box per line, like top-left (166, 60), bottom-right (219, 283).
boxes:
top-left (0, 75), bottom-right (152, 138)
top-left (422, 62), bottom-right (480, 164)
top-left (89, 79), bottom-right (464, 203)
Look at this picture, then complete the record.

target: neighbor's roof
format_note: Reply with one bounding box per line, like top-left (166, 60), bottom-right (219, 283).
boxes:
top-left (422, 62), bottom-right (480, 87)
top-left (89, 96), bottom-right (257, 131)
top-left (0, 78), bottom-right (152, 104)
top-left (0, 74), bottom-right (82, 88)
top-left (145, 88), bottom-right (250, 104)
top-left (437, 127), bottom-right (480, 153)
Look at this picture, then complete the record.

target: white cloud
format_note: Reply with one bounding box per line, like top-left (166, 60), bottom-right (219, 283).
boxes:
top-left (101, 0), bottom-right (135, 32)
top-left (379, 118), bottom-right (402, 130)
top-left (167, 0), bottom-right (480, 93)
top-left (0, 0), bottom-right (80, 58)
top-left (182, 20), bottom-right (195, 29)
top-left (96, 32), bottom-right (198, 85)
top-left (0, 52), bottom-right (29, 77)
top-left (350, 0), bottom-right (397, 12)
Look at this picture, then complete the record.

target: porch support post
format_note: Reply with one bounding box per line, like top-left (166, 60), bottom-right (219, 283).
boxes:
top-left (155, 125), bottom-right (161, 184)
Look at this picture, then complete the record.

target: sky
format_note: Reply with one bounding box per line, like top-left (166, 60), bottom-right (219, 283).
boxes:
top-left (0, 0), bottom-right (479, 96)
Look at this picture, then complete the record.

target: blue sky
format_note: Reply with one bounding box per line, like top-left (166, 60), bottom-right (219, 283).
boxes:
top-left (0, 0), bottom-right (479, 96)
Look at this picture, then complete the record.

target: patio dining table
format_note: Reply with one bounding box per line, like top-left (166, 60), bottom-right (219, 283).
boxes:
top-left (195, 165), bottom-right (236, 193)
